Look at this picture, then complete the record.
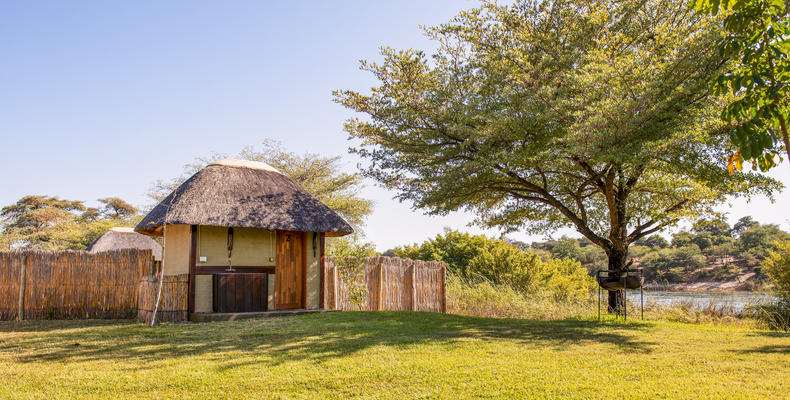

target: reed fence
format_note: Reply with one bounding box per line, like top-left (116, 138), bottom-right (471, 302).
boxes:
top-left (137, 274), bottom-right (189, 324)
top-left (324, 256), bottom-right (446, 312)
top-left (0, 249), bottom-right (153, 320)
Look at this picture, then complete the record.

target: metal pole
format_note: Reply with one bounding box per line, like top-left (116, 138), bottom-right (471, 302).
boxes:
top-left (597, 286), bottom-right (600, 321)
top-left (623, 273), bottom-right (627, 321)
top-left (641, 283), bottom-right (644, 320)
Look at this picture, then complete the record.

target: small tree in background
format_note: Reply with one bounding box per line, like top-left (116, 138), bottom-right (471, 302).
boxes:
top-left (97, 197), bottom-right (138, 220)
top-left (0, 195), bottom-right (140, 250)
top-left (329, 239), bottom-right (377, 310)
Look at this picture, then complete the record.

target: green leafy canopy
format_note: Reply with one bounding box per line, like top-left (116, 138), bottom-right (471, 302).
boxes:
top-left (335, 0), bottom-right (781, 267)
top-left (0, 195), bottom-right (140, 250)
top-left (693, 0), bottom-right (790, 171)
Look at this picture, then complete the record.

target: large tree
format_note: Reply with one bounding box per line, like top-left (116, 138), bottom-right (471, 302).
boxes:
top-left (694, 0), bottom-right (790, 171)
top-left (149, 140), bottom-right (374, 233)
top-left (0, 195), bottom-right (139, 250)
top-left (334, 0), bottom-right (781, 309)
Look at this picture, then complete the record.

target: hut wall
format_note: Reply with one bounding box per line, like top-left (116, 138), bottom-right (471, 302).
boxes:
top-left (194, 275), bottom-right (212, 312)
top-left (163, 224), bottom-right (191, 275)
top-left (196, 226), bottom-right (276, 267)
top-left (306, 232), bottom-right (322, 309)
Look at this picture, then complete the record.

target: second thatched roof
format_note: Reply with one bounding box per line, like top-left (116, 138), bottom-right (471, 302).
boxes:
top-left (135, 159), bottom-right (353, 237)
top-left (87, 227), bottom-right (163, 260)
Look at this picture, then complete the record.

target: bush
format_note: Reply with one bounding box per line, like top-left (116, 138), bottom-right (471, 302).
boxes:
top-left (579, 245), bottom-right (607, 272)
top-left (737, 224), bottom-right (790, 260)
top-left (750, 301), bottom-right (790, 332)
top-left (465, 239), bottom-right (538, 290)
top-left (763, 241), bottom-right (790, 299)
top-left (393, 228), bottom-right (595, 302)
top-left (696, 264), bottom-right (741, 281)
top-left (390, 228), bottom-right (489, 274)
top-left (328, 238), bottom-right (377, 310)
top-left (634, 235), bottom-right (669, 248)
top-left (534, 258), bottom-right (596, 302)
top-left (549, 237), bottom-right (583, 261)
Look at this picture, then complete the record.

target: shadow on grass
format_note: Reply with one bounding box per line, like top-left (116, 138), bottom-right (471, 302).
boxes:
top-left (0, 312), bottom-right (657, 370)
top-left (734, 345), bottom-right (790, 354)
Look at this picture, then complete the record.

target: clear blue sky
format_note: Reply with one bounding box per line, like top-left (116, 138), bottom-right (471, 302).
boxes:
top-left (1, 1), bottom-right (789, 251)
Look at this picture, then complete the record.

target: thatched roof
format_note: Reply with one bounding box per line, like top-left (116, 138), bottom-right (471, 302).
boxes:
top-left (135, 159), bottom-right (353, 237)
top-left (87, 227), bottom-right (163, 260)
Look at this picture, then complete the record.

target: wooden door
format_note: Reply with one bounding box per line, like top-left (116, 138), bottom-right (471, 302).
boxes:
top-left (213, 273), bottom-right (268, 313)
top-left (276, 231), bottom-right (305, 309)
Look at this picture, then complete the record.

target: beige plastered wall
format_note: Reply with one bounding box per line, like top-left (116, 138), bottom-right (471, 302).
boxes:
top-left (305, 232), bottom-right (322, 310)
top-left (196, 226), bottom-right (276, 267)
top-left (162, 224), bottom-right (190, 276)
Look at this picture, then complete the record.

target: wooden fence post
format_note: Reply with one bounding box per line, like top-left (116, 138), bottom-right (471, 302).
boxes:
top-left (377, 259), bottom-right (384, 311)
top-left (411, 264), bottom-right (417, 311)
top-left (17, 254), bottom-right (27, 321)
top-left (440, 264), bottom-right (446, 313)
top-left (333, 264), bottom-right (338, 310)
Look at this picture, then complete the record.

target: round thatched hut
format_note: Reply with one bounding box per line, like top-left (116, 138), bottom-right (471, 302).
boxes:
top-left (135, 159), bottom-right (352, 316)
top-left (87, 227), bottom-right (163, 261)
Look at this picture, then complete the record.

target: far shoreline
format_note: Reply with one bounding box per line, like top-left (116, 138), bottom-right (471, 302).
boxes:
top-left (643, 281), bottom-right (772, 292)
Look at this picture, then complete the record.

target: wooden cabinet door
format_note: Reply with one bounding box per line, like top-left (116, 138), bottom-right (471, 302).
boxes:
top-left (275, 231), bottom-right (304, 309)
top-left (213, 274), bottom-right (268, 313)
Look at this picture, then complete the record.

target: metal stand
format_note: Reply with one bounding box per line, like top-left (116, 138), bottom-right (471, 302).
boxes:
top-left (597, 269), bottom-right (644, 321)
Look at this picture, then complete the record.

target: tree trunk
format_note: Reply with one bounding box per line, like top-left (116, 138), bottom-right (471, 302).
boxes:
top-left (606, 248), bottom-right (628, 313)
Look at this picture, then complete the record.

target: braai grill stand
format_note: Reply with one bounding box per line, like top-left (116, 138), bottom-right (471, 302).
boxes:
top-left (596, 268), bottom-right (644, 321)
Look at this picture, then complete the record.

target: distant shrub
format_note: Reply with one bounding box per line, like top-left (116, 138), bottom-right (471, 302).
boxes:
top-left (737, 225), bottom-right (790, 260)
top-left (392, 228), bottom-right (594, 301)
top-left (764, 241), bottom-right (790, 299)
top-left (464, 239), bottom-right (538, 290)
top-left (549, 238), bottom-right (583, 262)
top-left (640, 245), bottom-right (705, 282)
top-left (579, 245), bottom-right (607, 273)
top-left (634, 235), bottom-right (669, 249)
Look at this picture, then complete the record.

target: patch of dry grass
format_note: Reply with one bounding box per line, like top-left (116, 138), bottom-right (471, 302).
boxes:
top-left (446, 275), bottom-right (595, 320)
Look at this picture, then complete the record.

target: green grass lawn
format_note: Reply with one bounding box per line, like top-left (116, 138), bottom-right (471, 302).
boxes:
top-left (1, 312), bottom-right (789, 399)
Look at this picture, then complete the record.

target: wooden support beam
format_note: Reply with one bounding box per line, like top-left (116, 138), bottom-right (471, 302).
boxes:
top-left (319, 233), bottom-right (325, 309)
top-left (195, 266), bottom-right (274, 274)
top-left (301, 231), bottom-right (307, 309)
top-left (333, 264), bottom-right (338, 310)
top-left (188, 225), bottom-right (197, 314)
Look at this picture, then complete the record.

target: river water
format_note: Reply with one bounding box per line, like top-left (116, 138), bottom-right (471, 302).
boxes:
top-left (622, 290), bottom-right (777, 312)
